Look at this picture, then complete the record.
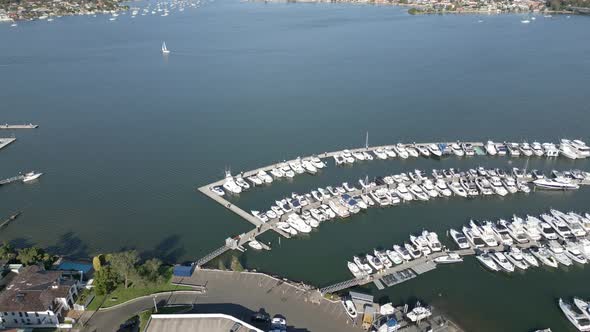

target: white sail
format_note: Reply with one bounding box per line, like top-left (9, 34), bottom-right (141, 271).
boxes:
top-left (161, 42), bottom-right (170, 54)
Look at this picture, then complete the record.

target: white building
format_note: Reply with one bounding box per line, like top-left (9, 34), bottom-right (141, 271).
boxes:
top-left (0, 265), bottom-right (79, 329)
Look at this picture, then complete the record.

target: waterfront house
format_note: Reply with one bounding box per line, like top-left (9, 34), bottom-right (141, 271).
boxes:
top-left (0, 265), bottom-right (79, 329)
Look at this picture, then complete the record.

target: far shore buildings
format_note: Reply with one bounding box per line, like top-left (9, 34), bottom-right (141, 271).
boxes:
top-left (0, 265), bottom-right (80, 329)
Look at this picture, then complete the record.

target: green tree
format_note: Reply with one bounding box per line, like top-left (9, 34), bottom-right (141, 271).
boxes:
top-left (109, 250), bottom-right (139, 289)
top-left (16, 247), bottom-right (51, 267)
top-left (93, 254), bottom-right (104, 271)
top-left (94, 266), bottom-right (118, 295)
top-left (138, 258), bottom-right (163, 285)
top-left (0, 242), bottom-right (15, 261)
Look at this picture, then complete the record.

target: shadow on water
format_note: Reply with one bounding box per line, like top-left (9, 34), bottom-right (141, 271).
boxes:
top-left (46, 231), bottom-right (90, 259)
top-left (8, 237), bottom-right (35, 249)
top-left (189, 303), bottom-right (310, 332)
top-left (141, 234), bottom-right (186, 264)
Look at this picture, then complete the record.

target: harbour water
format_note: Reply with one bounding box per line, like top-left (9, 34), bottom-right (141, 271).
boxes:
top-left (1, 1), bottom-right (590, 331)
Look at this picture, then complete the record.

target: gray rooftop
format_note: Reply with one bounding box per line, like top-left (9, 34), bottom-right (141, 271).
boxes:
top-left (146, 314), bottom-right (264, 332)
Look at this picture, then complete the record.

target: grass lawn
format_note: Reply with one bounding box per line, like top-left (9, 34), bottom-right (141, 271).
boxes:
top-left (85, 266), bottom-right (193, 310)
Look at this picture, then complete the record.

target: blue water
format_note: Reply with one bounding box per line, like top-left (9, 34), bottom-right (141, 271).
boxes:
top-left (1, 1), bottom-right (590, 330)
top-left (57, 261), bottom-right (93, 273)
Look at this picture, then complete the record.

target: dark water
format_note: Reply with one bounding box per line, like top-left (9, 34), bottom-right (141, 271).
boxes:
top-left (1, 2), bottom-right (590, 331)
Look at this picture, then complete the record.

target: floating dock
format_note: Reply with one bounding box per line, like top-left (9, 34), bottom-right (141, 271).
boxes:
top-left (0, 138), bottom-right (16, 151)
top-left (0, 124), bottom-right (38, 129)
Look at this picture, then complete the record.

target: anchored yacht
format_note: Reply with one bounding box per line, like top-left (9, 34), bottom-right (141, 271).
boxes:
top-left (491, 252), bottom-right (515, 273)
top-left (22, 172), bottom-right (43, 183)
top-left (476, 252), bottom-right (500, 271)
top-left (559, 298), bottom-right (590, 332)
top-left (449, 228), bottom-right (470, 249)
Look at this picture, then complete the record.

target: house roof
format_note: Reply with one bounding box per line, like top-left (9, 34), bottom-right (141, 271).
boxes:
top-left (0, 265), bottom-right (72, 312)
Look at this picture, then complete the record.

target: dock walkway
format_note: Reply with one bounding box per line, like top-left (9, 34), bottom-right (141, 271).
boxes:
top-left (0, 124), bottom-right (38, 129)
top-left (0, 138), bottom-right (16, 151)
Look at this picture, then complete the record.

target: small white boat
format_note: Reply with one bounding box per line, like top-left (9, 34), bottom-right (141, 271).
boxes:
top-left (434, 252), bottom-right (463, 264)
top-left (161, 42), bottom-right (170, 54)
top-left (22, 172), bottom-right (43, 183)
top-left (210, 186), bottom-right (224, 196)
top-left (347, 261), bottom-right (364, 278)
top-left (559, 298), bottom-right (590, 332)
top-left (521, 19), bottom-right (530, 24)
top-left (248, 240), bottom-right (263, 250)
top-left (485, 141), bottom-right (497, 155)
top-left (406, 303), bottom-right (432, 322)
top-left (251, 210), bottom-right (268, 223)
top-left (342, 300), bottom-right (358, 319)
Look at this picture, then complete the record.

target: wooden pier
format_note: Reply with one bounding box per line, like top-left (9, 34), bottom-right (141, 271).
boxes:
top-left (0, 138), bottom-right (16, 151)
top-left (0, 124), bottom-right (38, 129)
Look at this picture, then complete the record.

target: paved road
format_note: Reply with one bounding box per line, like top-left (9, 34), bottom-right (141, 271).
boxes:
top-left (84, 292), bottom-right (202, 332)
top-left (84, 270), bottom-right (362, 332)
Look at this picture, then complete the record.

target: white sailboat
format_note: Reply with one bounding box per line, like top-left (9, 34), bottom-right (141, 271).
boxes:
top-left (161, 42), bottom-right (170, 54)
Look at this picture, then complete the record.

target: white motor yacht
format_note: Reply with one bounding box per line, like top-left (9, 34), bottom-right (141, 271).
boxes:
top-left (301, 160), bottom-right (317, 175)
top-left (480, 222), bottom-right (500, 247)
top-left (506, 247), bottom-right (529, 270)
top-left (210, 186), bottom-right (225, 196)
top-left (289, 160), bottom-right (305, 174)
top-left (560, 142), bottom-right (580, 159)
top-left (223, 172), bottom-right (242, 194)
top-left (428, 144), bottom-right (442, 157)
top-left (552, 209), bottom-right (587, 237)
top-left (530, 246), bottom-right (559, 268)
top-left (491, 252), bottom-right (515, 272)
top-left (496, 143), bottom-right (508, 156)
top-left (451, 143), bottom-right (464, 157)
top-left (410, 235), bottom-right (432, 256)
top-left (542, 142), bottom-right (559, 157)
top-left (434, 252), bottom-right (463, 264)
top-left (449, 181), bottom-right (468, 197)
top-left (548, 241), bottom-right (573, 266)
top-left (347, 261), bottom-right (364, 278)
top-left (520, 142), bottom-right (533, 156)
top-left (353, 256), bottom-right (372, 274)
top-left (366, 254), bottom-right (384, 271)
top-left (320, 204), bottom-right (336, 219)
top-left (564, 242), bottom-right (588, 264)
top-left (416, 144), bottom-right (430, 157)
top-left (424, 230), bottom-right (443, 252)
top-left (539, 221), bottom-right (559, 240)
top-left (271, 205), bottom-right (284, 217)
top-left (569, 212), bottom-right (590, 232)
top-left (248, 240), bottom-right (263, 250)
top-left (257, 170), bottom-right (273, 183)
top-left (490, 220), bottom-right (513, 246)
top-left (573, 297), bottom-right (590, 320)
top-left (521, 249), bottom-right (540, 267)
top-left (433, 179), bottom-right (452, 197)
top-left (406, 145), bottom-right (419, 158)
top-left (287, 214), bottom-right (311, 233)
top-left (420, 180), bottom-right (439, 198)
top-left (476, 253), bottom-right (500, 271)
top-left (502, 177), bottom-right (519, 194)
top-left (570, 139), bottom-right (590, 158)
top-left (342, 300), bottom-right (358, 319)
top-left (404, 242), bottom-right (422, 259)
top-left (22, 172), bottom-right (43, 183)
top-left (266, 210), bottom-right (277, 220)
top-left (406, 304), bottom-right (432, 322)
top-left (393, 245), bottom-right (412, 261)
top-left (280, 164), bottom-right (295, 178)
top-left (360, 194), bottom-right (374, 207)
top-left (276, 222), bottom-right (297, 236)
top-left (394, 144), bottom-right (409, 159)
top-left (531, 142), bottom-right (544, 156)
top-left (449, 228), bottom-right (470, 249)
top-left (507, 142), bottom-right (521, 157)
top-left (251, 210), bottom-right (268, 223)
top-left (386, 250), bottom-right (404, 265)
top-left (235, 176), bottom-right (250, 190)
top-left (374, 250), bottom-right (393, 269)
top-left (559, 298), bottom-right (590, 332)
top-left (408, 184), bottom-right (429, 201)
top-left (463, 226), bottom-right (486, 248)
top-left (475, 178), bottom-right (494, 196)
top-left (310, 156), bottom-right (326, 169)
top-left (489, 177), bottom-right (508, 196)
top-left (328, 200), bottom-right (350, 218)
top-left (395, 184), bottom-right (414, 202)
top-left (542, 213), bottom-right (573, 239)
top-left (333, 154), bottom-right (346, 166)
top-left (270, 167), bottom-right (285, 178)
top-left (384, 147), bottom-right (397, 158)
top-left (485, 141), bottom-right (497, 155)
top-left (373, 148), bottom-right (388, 160)
top-left (352, 150), bottom-right (365, 161)
top-left (523, 215), bottom-right (543, 241)
top-left (508, 217), bottom-right (530, 243)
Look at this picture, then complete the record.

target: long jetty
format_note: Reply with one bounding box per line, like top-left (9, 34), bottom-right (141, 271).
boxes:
top-left (0, 124), bottom-right (38, 129)
top-left (0, 138), bottom-right (16, 151)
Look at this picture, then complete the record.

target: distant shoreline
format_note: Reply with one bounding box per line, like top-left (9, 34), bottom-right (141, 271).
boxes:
top-left (254, 0), bottom-right (579, 16)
